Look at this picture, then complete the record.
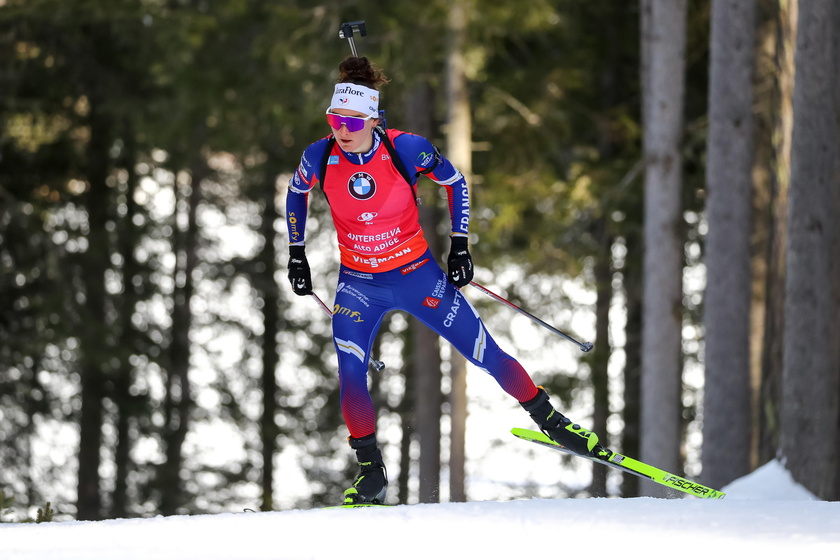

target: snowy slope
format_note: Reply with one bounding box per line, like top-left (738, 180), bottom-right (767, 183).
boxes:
top-left (3, 460), bottom-right (839, 559)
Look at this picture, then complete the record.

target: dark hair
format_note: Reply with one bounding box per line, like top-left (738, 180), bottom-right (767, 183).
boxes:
top-left (338, 56), bottom-right (390, 89)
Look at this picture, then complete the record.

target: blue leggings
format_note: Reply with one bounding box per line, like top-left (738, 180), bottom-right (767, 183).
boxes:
top-left (332, 249), bottom-right (538, 438)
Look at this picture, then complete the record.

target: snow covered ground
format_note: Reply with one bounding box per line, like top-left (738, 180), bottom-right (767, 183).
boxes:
top-left (3, 459), bottom-right (839, 559)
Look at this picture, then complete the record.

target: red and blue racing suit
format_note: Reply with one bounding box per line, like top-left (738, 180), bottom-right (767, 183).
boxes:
top-left (286, 128), bottom-right (539, 438)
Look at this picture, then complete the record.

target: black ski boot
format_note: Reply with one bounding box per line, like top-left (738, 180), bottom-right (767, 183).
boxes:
top-left (343, 434), bottom-right (388, 505)
top-left (521, 387), bottom-right (606, 457)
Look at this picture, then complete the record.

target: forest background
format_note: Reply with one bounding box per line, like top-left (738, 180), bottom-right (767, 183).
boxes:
top-left (1, 0), bottom-right (838, 521)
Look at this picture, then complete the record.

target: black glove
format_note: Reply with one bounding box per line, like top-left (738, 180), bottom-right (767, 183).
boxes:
top-left (447, 236), bottom-right (473, 288)
top-left (287, 245), bottom-right (313, 295)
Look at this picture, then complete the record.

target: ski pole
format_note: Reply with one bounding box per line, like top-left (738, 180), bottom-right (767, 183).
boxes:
top-left (311, 293), bottom-right (386, 372)
top-left (468, 281), bottom-right (594, 353)
top-left (339, 21), bottom-right (367, 57)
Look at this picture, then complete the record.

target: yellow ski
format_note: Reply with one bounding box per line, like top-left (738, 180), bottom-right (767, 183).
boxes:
top-left (512, 427), bottom-right (725, 499)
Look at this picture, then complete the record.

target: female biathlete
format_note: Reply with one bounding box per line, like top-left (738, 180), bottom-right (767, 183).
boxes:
top-left (285, 56), bottom-right (605, 505)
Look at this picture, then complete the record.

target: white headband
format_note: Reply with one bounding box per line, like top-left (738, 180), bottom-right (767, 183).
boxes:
top-left (328, 83), bottom-right (379, 116)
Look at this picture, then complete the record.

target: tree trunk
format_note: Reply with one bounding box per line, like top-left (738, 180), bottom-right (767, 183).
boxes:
top-left (445, 0), bottom-right (472, 504)
top-left (113, 124), bottom-right (141, 519)
top-left (759, 0), bottom-right (797, 467)
top-left (639, 0), bottom-right (688, 497)
top-left (590, 232), bottom-right (612, 497)
top-left (413, 321), bottom-right (442, 504)
top-left (259, 150), bottom-right (283, 512)
top-left (589, 0), bottom-right (634, 498)
top-left (158, 154), bottom-right (203, 515)
top-left (398, 372), bottom-right (415, 506)
top-left (780, 0), bottom-right (840, 500)
top-left (76, 96), bottom-right (112, 521)
top-left (405, 75), bottom-right (445, 504)
top-left (701, 0), bottom-right (756, 490)
top-left (748, 0), bottom-right (778, 473)
top-left (621, 229), bottom-right (644, 498)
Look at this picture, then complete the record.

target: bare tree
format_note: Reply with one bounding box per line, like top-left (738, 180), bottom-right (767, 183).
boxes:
top-left (758, 0), bottom-right (797, 465)
top-left (76, 95), bottom-right (112, 521)
top-left (445, 0), bottom-right (472, 504)
top-left (780, 0), bottom-right (840, 500)
top-left (639, 0), bottom-right (688, 497)
top-left (701, 0), bottom-right (757, 490)
top-left (258, 148), bottom-right (284, 512)
top-left (158, 156), bottom-right (203, 516)
top-left (407, 80), bottom-right (444, 504)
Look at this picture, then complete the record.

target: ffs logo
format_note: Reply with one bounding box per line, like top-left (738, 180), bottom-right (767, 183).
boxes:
top-left (348, 172), bottom-right (376, 200)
